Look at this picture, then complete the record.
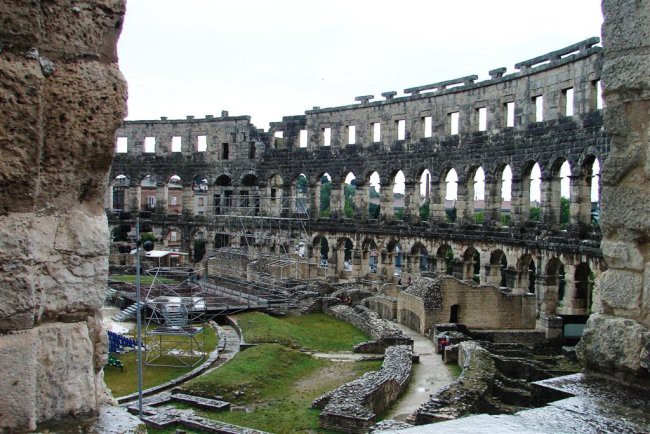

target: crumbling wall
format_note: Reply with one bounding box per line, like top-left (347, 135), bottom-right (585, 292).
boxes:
top-left (313, 345), bottom-right (413, 434)
top-left (576, 0), bottom-right (650, 383)
top-left (396, 275), bottom-right (536, 332)
top-left (0, 1), bottom-right (127, 431)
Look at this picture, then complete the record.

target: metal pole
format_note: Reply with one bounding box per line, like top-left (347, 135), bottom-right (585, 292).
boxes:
top-left (135, 217), bottom-right (144, 418)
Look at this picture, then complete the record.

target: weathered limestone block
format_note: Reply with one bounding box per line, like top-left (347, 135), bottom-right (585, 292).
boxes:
top-left (41, 61), bottom-right (127, 210)
top-left (0, 53), bottom-right (44, 213)
top-left (37, 0), bottom-right (125, 62)
top-left (0, 330), bottom-right (37, 431)
top-left (35, 322), bottom-right (99, 423)
top-left (0, 1), bottom-right (41, 44)
top-left (597, 269), bottom-right (643, 311)
top-left (601, 240), bottom-right (645, 271)
top-left (577, 314), bottom-right (649, 377)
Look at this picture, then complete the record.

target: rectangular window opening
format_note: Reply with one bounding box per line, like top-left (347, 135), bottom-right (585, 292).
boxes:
top-left (116, 137), bottom-right (128, 153)
top-left (170, 196), bottom-right (177, 206)
top-left (423, 116), bottom-right (432, 138)
top-left (273, 131), bottom-right (283, 148)
top-left (450, 112), bottom-right (459, 135)
top-left (197, 135), bottom-right (207, 152)
top-left (534, 96), bottom-right (544, 122)
top-left (170, 231), bottom-right (177, 242)
top-left (222, 143), bottom-right (229, 160)
top-left (299, 129), bottom-right (308, 148)
top-left (323, 127), bottom-right (331, 147)
top-left (348, 125), bottom-right (356, 145)
top-left (563, 88), bottom-right (574, 116)
top-left (397, 119), bottom-right (406, 140)
top-left (478, 107), bottom-right (487, 131)
top-left (144, 136), bottom-right (156, 153)
top-left (372, 122), bottom-right (381, 143)
top-left (505, 102), bottom-right (515, 127)
top-left (249, 143), bottom-right (256, 159)
top-left (171, 136), bottom-right (182, 152)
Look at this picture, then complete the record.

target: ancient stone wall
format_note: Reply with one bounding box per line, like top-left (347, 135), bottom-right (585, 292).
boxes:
top-left (576, 0), bottom-right (650, 384)
top-left (0, 0), bottom-right (127, 431)
top-left (313, 345), bottom-right (413, 434)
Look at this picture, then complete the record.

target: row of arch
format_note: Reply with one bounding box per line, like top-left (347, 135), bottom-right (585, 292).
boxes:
top-left (111, 153), bottom-right (601, 228)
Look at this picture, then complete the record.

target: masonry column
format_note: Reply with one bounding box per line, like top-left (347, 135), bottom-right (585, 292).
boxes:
top-left (335, 245), bottom-right (346, 277)
top-left (541, 175), bottom-right (560, 229)
top-left (310, 181), bottom-right (320, 218)
top-left (483, 178), bottom-right (501, 225)
top-left (569, 174), bottom-right (591, 227)
top-left (330, 181), bottom-right (343, 220)
top-left (403, 180), bottom-right (420, 223)
top-left (354, 181), bottom-right (369, 220)
top-left (455, 180), bottom-right (470, 224)
top-left (380, 183), bottom-right (394, 222)
top-left (0, 1), bottom-right (142, 431)
top-left (510, 175), bottom-right (528, 226)
top-left (429, 178), bottom-right (446, 222)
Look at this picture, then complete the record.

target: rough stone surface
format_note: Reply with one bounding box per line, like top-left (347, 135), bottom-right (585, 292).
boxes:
top-left (0, 0), bottom-right (127, 432)
top-left (314, 345), bottom-right (413, 433)
top-left (577, 0), bottom-right (650, 381)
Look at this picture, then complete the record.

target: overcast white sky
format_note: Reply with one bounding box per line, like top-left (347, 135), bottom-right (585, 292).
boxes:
top-left (118, 0), bottom-right (604, 130)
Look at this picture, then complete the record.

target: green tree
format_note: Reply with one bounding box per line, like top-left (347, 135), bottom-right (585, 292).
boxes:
top-left (369, 203), bottom-right (380, 219)
top-left (560, 197), bottom-right (570, 227)
top-left (474, 210), bottom-right (484, 224)
top-left (344, 183), bottom-right (356, 218)
top-left (419, 202), bottom-right (430, 221)
top-left (445, 207), bottom-right (457, 223)
top-left (296, 175), bottom-right (308, 195)
top-left (394, 208), bottom-right (404, 220)
top-left (193, 239), bottom-right (207, 263)
top-left (529, 206), bottom-right (540, 221)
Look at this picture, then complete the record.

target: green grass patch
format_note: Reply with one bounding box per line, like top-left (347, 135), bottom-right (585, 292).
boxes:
top-left (235, 312), bottom-right (369, 352)
top-left (184, 343), bottom-right (381, 433)
top-left (446, 363), bottom-right (463, 379)
top-left (104, 324), bottom-right (217, 397)
top-left (109, 274), bottom-right (175, 285)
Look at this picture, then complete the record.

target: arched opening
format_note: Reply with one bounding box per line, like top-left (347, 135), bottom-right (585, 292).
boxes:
top-left (411, 243), bottom-right (429, 272)
top-left (140, 175), bottom-right (158, 212)
top-left (463, 247), bottom-right (480, 282)
top-left (444, 168), bottom-right (458, 222)
top-left (500, 165), bottom-right (512, 225)
top-left (574, 262), bottom-right (594, 312)
top-left (319, 173), bottom-right (332, 218)
top-left (560, 160), bottom-right (571, 227)
top-left (343, 172), bottom-right (356, 218)
top-left (490, 250), bottom-right (509, 288)
top-left (517, 254), bottom-right (537, 293)
top-left (240, 173), bottom-right (258, 213)
top-left (436, 244), bottom-right (453, 275)
top-left (418, 169), bottom-right (432, 221)
top-left (166, 174), bottom-right (182, 214)
top-left (529, 162), bottom-right (542, 221)
top-left (214, 233), bottom-right (230, 250)
top-left (528, 260), bottom-right (537, 293)
top-left (368, 171), bottom-right (381, 219)
top-left (393, 170), bottom-right (405, 220)
top-left (313, 235), bottom-right (330, 268)
top-left (192, 175), bottom-right (209, 215)
top-left (590, 158), bottom-right (601, 225)
top-left (472, 167), bottom-right (485, 223)
top-left (364, 239), bottom-right (379, 273)
top-left (295, 173), bottom-right (308, 214)
top-left (450, 304), bottom-right (460, 323)
top-left (112, 174), bottom-right (129, 212)
top-left (387, 239), bottom-right (403, 277)
top-left (545, 257), bottom-right (566, 312)
top-left (340, 238), bottom-right (354, 271)
top-left (214, 174), bottom-right (232, 215)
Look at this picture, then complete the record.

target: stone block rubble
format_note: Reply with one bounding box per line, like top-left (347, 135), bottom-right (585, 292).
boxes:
top-left (313, 345), bottom-right (413, 433)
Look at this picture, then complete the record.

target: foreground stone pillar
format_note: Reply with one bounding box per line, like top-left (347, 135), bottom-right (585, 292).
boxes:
top-left (0, 1), bottom-right (143, 432)
top-left (577, 0), bottom-right (650, 386)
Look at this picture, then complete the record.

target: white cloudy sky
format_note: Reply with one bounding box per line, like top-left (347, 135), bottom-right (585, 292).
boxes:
top-left (118, 0), bottom-right (603, 130)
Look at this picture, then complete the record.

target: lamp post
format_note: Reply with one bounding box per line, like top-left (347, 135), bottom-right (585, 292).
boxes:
top-left (135, 217), bottom-right (144, 418)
